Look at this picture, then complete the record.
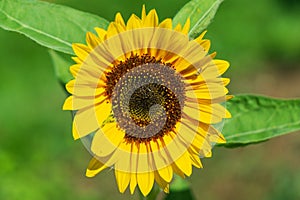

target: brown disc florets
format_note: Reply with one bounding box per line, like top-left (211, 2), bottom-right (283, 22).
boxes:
top-left (104, 54), bottom-right (186, 142)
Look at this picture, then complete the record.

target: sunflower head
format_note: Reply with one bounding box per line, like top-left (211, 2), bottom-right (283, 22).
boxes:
top-left (63, 5), bottom-right (231, 196)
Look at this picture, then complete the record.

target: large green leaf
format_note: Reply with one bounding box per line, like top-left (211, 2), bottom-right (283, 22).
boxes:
top-left (173, 0), bottom-right (223, 39)
top-left (222, 95), bottom-right (300, 147)
top-left (0, 0), bottom-right (109, 55)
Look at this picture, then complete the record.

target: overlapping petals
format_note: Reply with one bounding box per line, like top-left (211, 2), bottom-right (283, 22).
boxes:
top-left (63, 6), bottom-right (231, 196)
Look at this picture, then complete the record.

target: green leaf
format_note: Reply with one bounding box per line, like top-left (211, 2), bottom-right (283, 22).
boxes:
top-left (0, 0), bottom-right (109, 55)
top-left (49, 50), bottom-right (73, 84)
top-left (222, 95), bottom-right (300, 147)
top-left (173, 0), bottom-right (224, 39)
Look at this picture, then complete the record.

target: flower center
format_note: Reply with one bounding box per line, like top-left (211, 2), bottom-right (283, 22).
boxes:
top-left (128, 83), bottom-right (176, 127)
top-left (106, 55), bottom-right (186, 142)
top-left (105, 54), bottom-right (169, 100)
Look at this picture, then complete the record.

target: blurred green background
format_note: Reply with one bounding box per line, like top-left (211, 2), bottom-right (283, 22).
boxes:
top-left (1, 0), bottom-right (300, 199)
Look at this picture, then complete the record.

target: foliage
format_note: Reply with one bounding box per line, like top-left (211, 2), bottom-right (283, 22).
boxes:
top-left (0, 0), bottom-right (299, 199)
top-left (0, 0), bottom-right (109, 54)
top-left (173, 0), bottom-right (224, 38)
top-left (222, 95), bottom-right (300, 147)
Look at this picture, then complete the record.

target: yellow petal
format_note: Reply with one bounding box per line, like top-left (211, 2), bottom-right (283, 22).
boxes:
top-left (184, 102), bottom-right (229, 124)
top-left (180, 43), bottom-right (209, 71)
top-left (159, 18), bottom-right (173, 29)
top-left (72, 122), bottom-right (80, 140)
top-left (147, 140), bottom-right (173, 173)
top-left (106, 23), bottom-right (119, 38)
top-left (202, 59), bottom-right (230, 78)
top-left (174, 151), bottom-right (192, 176)
top-left (190, 132), bottom-right (206, 152)
top-left (210, 51), bottom-right (217, 59)
top-left (154, 171), bottom-right (170, 193)
top-left (63, 96), bottom-right (73, 110)
top-left (72, 43), bottom-right (90, 61)
top-left (137, 172), bottom-right (155, 196)
top-left (72, 107), bottom-right (99, 140)
top-left (215, 60), bottom-right (230, 75)
top-left (199, 39), bottom-right (211, 52)
top-left (188, 149), bottom-right (203, 168)
top-left (65, 80), bottom-right (75, 94)
top-left (181, 18), bottom-right (190, 35)
top-left (205, 150), bottom-right (212, 157)
top-left (177, 63), bottom-right (198, 77)
top-left (127, 14), bottom-right (143, 29)
top-left (91, 123), bottom-right (125, 157)
top-left (86, 157), bottom-right (107, 177)
top-left (63, 95), bottom-right (103, 111)
top-left (68, 94), bottom-right (107, 113)
top-left (70, 64), bottom-right (80, 77)
top-left (174, 23), bottom-right (182, 32)
top-left (199, 104), bottom-right (224, 124)
top-left (113, 142), bottom-right (134, 173)
top-left (158, 132), bottom-right (188, 167)
top-left (171, 163), bottom-right (185, 178)
top-left (94, 96), bottom-right (111, 114)
top-left (226, 95), bottom-right (234, 100)
top-left (106, 22), bottom-right (126, 39)
top-left (141, 5), bottom-right (147, 21)
top-left (144, 9), bottom-right (159, 27)
top-left (158, 166), bottom-right (173, 183)
top-left (115, 170), bottom-right (131, 193)
top-left (130, 173), bottom-right (137, 194)
top-left (133, 142), bottom-right (156, 174)
top-left (71, 96), bottom-right (110, 139)
top-left (185, 75), bottom-right (217, 87)
top-left (114, 13), bottom-right (125, 27)
top-left (199, 139), bottom-right (212, 158)
top-left (176, 53), bottom-right (208, 77)
top-left (176, 118), bottom-right (198, 145)
top-left (225, 108), bottom-right (231, 118)
top-left (194, 30), bottom-right (208, 43)
top-left (186, 82), bottom-right (228, 100)
top-left (94, 27), bottom-right (107, 40)
top-left (72, 56), bottom-right (82, 64)
top-left (208, 125), bottom-right (226, 144)
top-left (86, 32), bottom-right (101, 49)
top-left (65, 78), bottom-right (103, 97)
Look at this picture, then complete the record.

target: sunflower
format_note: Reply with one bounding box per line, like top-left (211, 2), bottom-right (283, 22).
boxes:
top-left (63, 6), bottom-right (231, 196)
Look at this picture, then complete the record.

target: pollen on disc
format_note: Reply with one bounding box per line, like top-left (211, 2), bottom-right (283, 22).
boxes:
top-left (110, 62), bottom-right (186, 143)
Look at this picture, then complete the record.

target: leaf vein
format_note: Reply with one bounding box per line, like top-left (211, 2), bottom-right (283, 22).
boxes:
top-left (226, 120), bottom-right (300, 140)
top-left (188, 0), bottom-right (223, 37)
top-left (0, 9), bottom-right (72, 47)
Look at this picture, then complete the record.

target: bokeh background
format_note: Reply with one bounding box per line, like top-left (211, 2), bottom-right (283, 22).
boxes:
top-left (1, 0), bottom-right (300, 199)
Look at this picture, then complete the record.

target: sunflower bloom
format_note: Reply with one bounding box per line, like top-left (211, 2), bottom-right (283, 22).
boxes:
top-left (63, 6), bottom-right (231, 196)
